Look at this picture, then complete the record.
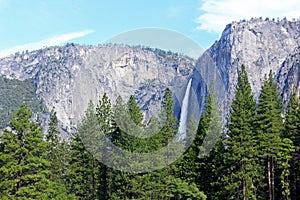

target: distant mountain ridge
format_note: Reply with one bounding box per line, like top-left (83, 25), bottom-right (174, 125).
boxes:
top-left (0, 18), bottom-right (299, 134)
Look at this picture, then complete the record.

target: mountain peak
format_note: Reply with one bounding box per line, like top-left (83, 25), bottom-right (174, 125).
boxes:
top-left (198, 18), bottom-right (300, 116)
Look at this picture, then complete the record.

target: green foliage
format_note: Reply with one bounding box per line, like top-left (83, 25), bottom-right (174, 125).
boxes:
top-left (175, 81), bottom-right (222, 193)
top-left (256, 71), bottom-right (294, 200)
top-left (109, 89), bottom-right (183, 199)
top-left (283, 92), bottom-right (300, 199)
top-left (1, 74), bottom-right (300, 199)
top-left (67, 133), bottom-right (96, 199)
top-left (222, 65), bottom-right (260, 199)
top-left (118, 173), bottom-right (206, 200)
top-left (0, 77), bottom-right (45, 129)
top-left (95, 95), bottom-right (115, 200)
top-left (166, 176), bottom-right (206, 199)
top-left (284, 92), bottom-right (300, 146)
top-left (0, 105), bottom-right (50, 199)
top-left (46, 109), bottom-right (61, 181)
top-left (45, 109), bottom-right (73, 199)
top-left (128, 95), bottom-right (143, 126)
top-left (162, 88), bottom-right (177, 130)
top-left (203, 139), bottom-right (227, 199)
top-left (68, 101), bottom-right (101, 199)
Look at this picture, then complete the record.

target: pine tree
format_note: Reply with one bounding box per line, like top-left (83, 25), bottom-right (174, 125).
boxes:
top-left (149, 88), bottom-right (179, 199)
top-left (196, 84), bottom-right (223, 198)
top-left (283, 92), bottom-right (300, 200)
top-left (105, 96), bottom-right (131, 199)
top-left (174, 116), bottom-right (199, 184)
top-left (223, 65), bottom-right (259, 199)
top-left (112, 89), bottom-right (182, 199)
top-left (95, 94), bottom-right (115, 199)
top-left (45, 109), bottom-right (75, 199)
top-left (67, 133), bottom-right (95, 200)
top-left (204, 138), bottom-right (227, 199)
top-left (162, 88), bottom-right (177, 133)
top-left (113, 95), bottom-right (145, 152)
top-left (256, 71), bottom-right (293, 200)
top-left (46, 109), bottom-right (61, 182)
top-left (76, 100), bottom-right (112, 199)
top-left (155, 88), bottom-right (178, 160)
top-left (175, 83), bottom-right (222, 190)
top-left (0, 105), bottom-right (51, 199)
top-left (128, 94), bottom-right (143, 126)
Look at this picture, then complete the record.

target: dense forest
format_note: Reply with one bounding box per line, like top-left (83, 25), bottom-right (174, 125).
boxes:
top-left (0, 65), bottom-right (299, 199)
top-left (0, 77), bottom-right (45, 129)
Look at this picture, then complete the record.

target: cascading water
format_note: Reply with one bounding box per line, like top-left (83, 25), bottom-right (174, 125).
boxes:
top-left (177, 78), bottom-right (192, 140)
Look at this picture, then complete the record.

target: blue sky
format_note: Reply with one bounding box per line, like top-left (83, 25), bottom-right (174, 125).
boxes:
top-left (1, 0), bottom-right (300, 58)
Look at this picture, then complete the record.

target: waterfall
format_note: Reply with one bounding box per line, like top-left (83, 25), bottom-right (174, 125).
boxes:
top-left (177, 78), bottom-right (192, 140)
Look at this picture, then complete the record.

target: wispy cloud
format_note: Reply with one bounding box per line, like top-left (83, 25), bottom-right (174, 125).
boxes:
top-left (0, 29), bottom-right (94, 58)
top-left (196, 0), bottom-right (300, 33)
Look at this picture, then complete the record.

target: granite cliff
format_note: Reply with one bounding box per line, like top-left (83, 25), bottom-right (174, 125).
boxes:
top-left (196, 18), bottom-right (300, 117)
top-left (0, 18), bottom-right (299, 134)
top-left (0, 44), bottom-right (201, 133)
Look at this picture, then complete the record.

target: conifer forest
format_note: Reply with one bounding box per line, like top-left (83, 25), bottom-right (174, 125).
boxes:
top-left (0, 66), bottom-right (300, 200)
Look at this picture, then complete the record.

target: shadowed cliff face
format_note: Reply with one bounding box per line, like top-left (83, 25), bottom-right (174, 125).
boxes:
top-left (277, 47), bottom-right (300, 104)
top-left (196, 18), bottom-right (300, 117)
top-left (0, 44), bottom-right (200, 133)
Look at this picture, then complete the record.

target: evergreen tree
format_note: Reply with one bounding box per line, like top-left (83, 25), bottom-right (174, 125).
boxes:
top-left (174, 116), bottom-right (199, 184)
top-left (95, 94), bottom-right (115, 199)
top-left (204, 138), bottom-right (227, 199)
top-left (75, 100), bottom-right (112, 200)
top-left (46, 109), bottom-right (61, 182)
top-left (175, 82), bottom-right (222, 190)
top-left (113, 95), bottom-right (146, 152)
top-left (197, 88), bottom-right (222, 158)
top-left (128, 94), bottom-right (144, 126)
top-left (110, 95), bottom-right (147, 199)
top-left (0, 105), bottom-right (50, 199)
top-left (67, 133), bottom-right (95, 200)
top-left (126, 173), bottom-right (207, 199)
top-left (162, 88), bottom-right (177, 132)
top-left (283, 92), bottom-right (300, 200)
top-left (223, 65), bottom-right (260, 199)
top-left (196, 84), bottom-right (223, 198)
top-left (45, 109), bottom-right (74, 199)
top-left (106, 98), bottom-right (127, 199)
top-left (256, 71), bottom-right (293, 200)
top-left (111, 89), bottom-right (184, 199)
top-left (148, 88), bottom-right (179, 199)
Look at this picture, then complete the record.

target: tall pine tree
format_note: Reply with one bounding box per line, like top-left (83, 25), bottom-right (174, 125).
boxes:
top-left (67, 133), bottom-right (95, 200)
top-left (256, 71), bottom-right (293, 200)
top-left (223, 65), bottom-right (259, 199)
top-left (0, 105), bottom-right (50, 199)
top-left (95, 93), bottom-right (116, 199)
top-left (46, 109), bottom-right (61, 182)
top-left (283, 91), bottom-right (300, 200)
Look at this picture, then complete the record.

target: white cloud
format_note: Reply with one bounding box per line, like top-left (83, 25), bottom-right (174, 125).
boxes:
top-left (196, 0), bottom-right (300, 33)
top-left (0, 29), bottom-right (94, 58)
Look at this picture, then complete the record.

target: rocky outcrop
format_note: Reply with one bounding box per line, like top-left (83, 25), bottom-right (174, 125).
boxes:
top-left (197, 18), bottom-right (300, 116)
top-left (0, 44), bottom-right (199, 133)
top-left (1, 18), bottom-right (300, 134)
top-left (277, 47), bottom-right (300, 104)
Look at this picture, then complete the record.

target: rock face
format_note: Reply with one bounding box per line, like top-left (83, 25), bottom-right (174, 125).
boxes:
top-left (1, 18), bottom-right (300, 134)
top-left (197, 18), bottom-right (300, 116)
top-left (277, 47), bottom-right (300, 103)
top-left (0, 44), bottom-right (199, 133)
